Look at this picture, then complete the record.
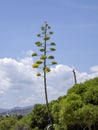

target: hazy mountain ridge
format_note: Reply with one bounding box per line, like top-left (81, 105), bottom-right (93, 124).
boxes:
top-left (0, 108), bottom-right (8, 113)
top-left (0, 105), bottom-right (34, 116)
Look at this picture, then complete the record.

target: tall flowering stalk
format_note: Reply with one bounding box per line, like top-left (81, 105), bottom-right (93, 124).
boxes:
top-left (32, 22), bottom-right (57, 129)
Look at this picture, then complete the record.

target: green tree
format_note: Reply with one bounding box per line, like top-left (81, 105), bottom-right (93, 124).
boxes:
top-left (13, 121), bottom-right (30, 130)
top-left (12, 114), bottom-right (32, 130)
top-left (0, 117), bottom-right (17, 130)
top-left (83, 84), bottom-right (98, 105)
top-left (32, 22), bottom-right (57, 129)
top-left (59, 94), bottom-right (84, 126)
top-left (30, 104), bottom-right (49, 129)
top-left (74, 104), bottom-right (98, 130)
top-left (58, 78), bottom-right (98, 130)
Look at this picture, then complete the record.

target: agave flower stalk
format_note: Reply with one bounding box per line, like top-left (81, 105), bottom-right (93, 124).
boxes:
top-left (32, 22), bottom-right (57, 130)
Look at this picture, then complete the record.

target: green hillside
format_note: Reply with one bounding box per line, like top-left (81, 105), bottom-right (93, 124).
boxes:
top-left (0, 77), bottom-right (98, 130)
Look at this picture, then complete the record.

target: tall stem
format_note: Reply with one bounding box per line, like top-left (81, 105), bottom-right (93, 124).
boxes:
top-left (43, 23), bottom-right (54, 129)
top-left (44, 27), bottom-right (49, 110)
top-left (72, 69), bottom-right (77, 85)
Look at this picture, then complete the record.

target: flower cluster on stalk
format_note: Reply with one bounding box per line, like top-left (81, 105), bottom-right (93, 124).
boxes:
top-left (32, 22), bottom-right (57, 77)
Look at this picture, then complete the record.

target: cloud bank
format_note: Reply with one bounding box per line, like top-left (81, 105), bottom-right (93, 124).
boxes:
top-left (0, 56), bottom-right (98, 108)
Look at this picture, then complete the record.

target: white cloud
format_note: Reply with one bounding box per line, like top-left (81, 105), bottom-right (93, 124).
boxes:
top-left (90, 66), bottom-right (98, 72)
top-left (0, 57), bottom-right (98, 108)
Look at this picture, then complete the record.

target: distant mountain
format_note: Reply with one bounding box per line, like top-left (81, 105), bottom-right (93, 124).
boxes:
top-left (0, 105), bottom-right (34, 116)
top-left (0, 108), bottom-right (8, 113)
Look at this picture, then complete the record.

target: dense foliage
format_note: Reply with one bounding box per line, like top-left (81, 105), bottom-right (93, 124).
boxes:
top-left (0, 77), bottom-right (98, 130)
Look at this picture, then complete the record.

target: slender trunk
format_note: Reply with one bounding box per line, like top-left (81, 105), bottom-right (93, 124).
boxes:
top-left (44, 66), bottom-right (52, 124)
top-left (72, 69), bottom-right (77, 85)
top-left (44, 25), bottom-right (49, 110)
top-left (44, 25), bottom-right (54, 130)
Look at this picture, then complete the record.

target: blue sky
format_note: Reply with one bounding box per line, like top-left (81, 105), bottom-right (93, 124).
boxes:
top-left (0, 0), bottom-right (98, 108)
top-left (0, 0), bottom-right (98, 71)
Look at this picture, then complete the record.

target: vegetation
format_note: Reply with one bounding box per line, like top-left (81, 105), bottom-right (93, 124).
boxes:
top-left (0, 77), bottom-right (98, 130)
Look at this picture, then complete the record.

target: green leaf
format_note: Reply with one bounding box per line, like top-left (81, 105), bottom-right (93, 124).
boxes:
top-left (36, 60), bottom-right (43, 64)
top-left (50, 42), bottom-right (56, 46)
top-left (43, 36), bottom-right (50, 41)
top-left (44, 67), bottom-right (51, 72)
top-left (49, 31), bottom-right (54, 34)
top-left (36, 73), bottom-right (41, 76)
top-left (40, 48), bottom-right (45, 52)
top-left (48, 26), bottom-right (51, 29)
top-left (35, 41), bottom-right (40, 44)
top-left (41, 26), bottom-right (45, 30)
top-left (46, 23), bottom-right (48, 26)
top-left (52, 61), bottom-right (57, 65)
top-left (32, 53), bottom-right (38, 57)
top-left (48, 56), bottom-right (54, 59)
top-left (40, 55), bottom-right (47, 59)
top-left (37, 34), bottom-right (41, 37)
top-left (50, 48), bottom-right (56, 51)
top-left (32, 64), bottom-right (39, 68)
top-left (35, 42), bottom-right (42, 46)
